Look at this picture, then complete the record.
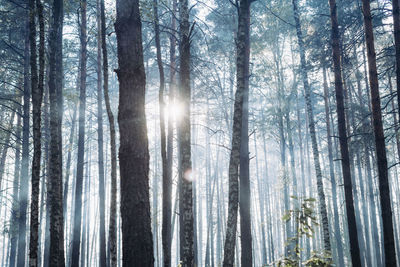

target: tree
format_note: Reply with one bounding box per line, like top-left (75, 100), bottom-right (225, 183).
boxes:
top-left (48, 0), bottom-right (65, 265)
top-left (292, 0), bottom-right (331, 255)
top-left (98, 0), bottom-right (118, 265)
top-left (152, 0), bottom-right (172, 266)
top-left (392, 0), bottom-right (400, 118)
top-left (17, 15), bottom-right (30, 267)
top-left (178, 0), bottom-right (194, 265)
top-left (328, 0), bottom-right (361, 265)
top-left (115, 0), bottom-right (154, 265)
top-left (223, 1), bottom-right (254, 266)
top-left (237, 0), bottom-right (253, 266)
top-left (361, 0), bottom-right (398, 265)
top-left (29, 0), bottom-right (45, 265)
top-left (70, 0), bottom-right (87, 264)
top-left (96, 0), bottom-right (107, 265)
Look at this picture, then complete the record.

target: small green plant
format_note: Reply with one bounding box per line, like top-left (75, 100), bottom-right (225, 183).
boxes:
top-left (277, 197), bottom-right (332, 267)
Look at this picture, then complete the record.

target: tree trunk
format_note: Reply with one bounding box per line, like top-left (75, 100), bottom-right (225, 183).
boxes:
top-left (98, 0), bottom-right (117, 266)
top-left (223, 1), bottom-right (252, 266)
top-left (115, 0), bottom-right (154, 265)
top-left (238, 0), bottom-right (252, 265)
top-left (0, 110), bottom-right (16, 190)
top-left (328, 1), bottom-right (361, 265)
top-left (48, 0), bottom-right (65, 265)
top-left (42, 84), bottom-right (50, 267)
top-left (29, 0), bottom-right (45, 264)
top-left (291, 0), bottom-right (331, 255)
top-left (178, 0), bottom-right (194, 265)
top-left (17, 18), bottom-right (30, 267)
top-left (152, 0), bottom-right (171, 266)
top-left (71, 0), bottom-right (87, 264)
top-left (95, 1), bottom-right (107, 266)
top-left (392, 0), bottom-right (400, 118)
top-left (322, 66), bottom-right (344, 267)
top-left (166, 0), bottom-right (176, 264)
top-left (361, 0), bottom-right (397, 265)
top-left (10, 105), bottom-right (21, 267)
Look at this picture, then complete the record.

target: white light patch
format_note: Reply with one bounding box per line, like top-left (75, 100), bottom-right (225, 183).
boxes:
top-left (183, 168), bottom-right (195, 182)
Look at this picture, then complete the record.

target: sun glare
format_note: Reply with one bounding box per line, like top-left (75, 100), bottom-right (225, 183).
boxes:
top-left (164, 101), bottom-right (183, 122)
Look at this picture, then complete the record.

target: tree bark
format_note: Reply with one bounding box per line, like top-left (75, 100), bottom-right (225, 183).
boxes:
top-left (292, 0), bottom-right (331, 255)
top-left (70, 0), bottom-right (87, 264)
top-left (223, 1), bottom-right (253, 266)
top-left (115, 0), bottom-right (154, 265)
top-left (361, 0), bottom-right (397, 265)
top-left (96, 1), bottom-right (107, 266)
top-left (29, 0), bottom-right (45, 264)
top-left (178, 0), bottom-right (194, 265)
top-left (166, 1), bottom-right (176, 264)
top-left (17, 17), bottom-right (30, 267)
top-left (0, 110), bottom-right (16, 190)
top-left (328, 1), bottom-right (362, 265)
top-left (48, 0), bottom-right (65, 265)
top-left (322, 65), bottom-right (344, 267)
top-left (152, 0), bottom-right (171, 266)
top-left (10, 106), bottom-right (22, 267)
top-left (238, 2), bottom-right (253, 265)
top-left (392, 0), bottom-right (400, 118)
top-left (98, 0), bottom-right (118, 266)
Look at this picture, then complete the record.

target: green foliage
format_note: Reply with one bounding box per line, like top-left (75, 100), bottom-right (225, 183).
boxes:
top-left (303, 252), bottom-right (332, 267)
top-left (278, 197), bottom-right (331, 267)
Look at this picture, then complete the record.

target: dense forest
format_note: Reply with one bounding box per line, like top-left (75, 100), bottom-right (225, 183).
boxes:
top-left (0, 0), bottom-right (399, 266)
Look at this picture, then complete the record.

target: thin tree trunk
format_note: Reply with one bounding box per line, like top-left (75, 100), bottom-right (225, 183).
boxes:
top-left (43, 84), bottom-right (50, 267)
top-left (9, 106), bottom-right (21, 267)
top-left (361, 0), bottom-right (397, 265)
top-left (115, 0), bottom-right (154, 265)
top-left (17, 18), bottom-right (30, 267)
top-left (99, 0), bottom-right (117, 266)
top-left (328, 1), bottom-right (361, 265)
top-left (71, 0), bottom-right (87, 264)
top-left (322, 66), bottom-right (345, 267)
top-left (166, 0), bottom-right (176, 263)
top-left (223, 1), bottom-right (253, 266)
top-left (152, 0), bottom-right (171, 266)
top-left (48, 0), bottom-right (65, 265)
top-left (95, 1), bottom-right (107, 265)
top-left (292, 0), bottom-right (331, 255)
top-left (392, 0), bottom-right (400, 119)
top-left (0, 110), bottom-right (16, 190)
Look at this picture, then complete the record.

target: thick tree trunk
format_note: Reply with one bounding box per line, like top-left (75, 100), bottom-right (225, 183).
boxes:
top-left (238, 1), bottom-right (252, 265)
top-left (292, 0), bottom-right (331, 255)
top-left (29, 0), bottom-right (45, 264)
top-left (70, 0), bottom-right (87, 264)
top-left (328, 1), bottom-right (361, 266)
top-left (361, 0), bottom-right (397, 265)
top-left (115, 0), bottom-right (154, 265)
top-left (178, 0), bottom-right (194, 265)
top-left (95, 1), bottom-right (107, 266)
top-left (48, 0), bottom-right (65, 265)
